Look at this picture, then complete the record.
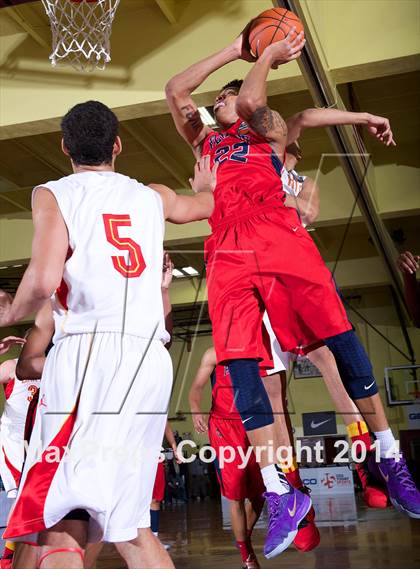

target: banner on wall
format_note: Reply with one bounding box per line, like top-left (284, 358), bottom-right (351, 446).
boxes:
top-left (405, 404), bottom-right (420, 428)
top-left (300, 466), bottom-right (354, 496)
top-left (302, 411), bottom-right (337, 436)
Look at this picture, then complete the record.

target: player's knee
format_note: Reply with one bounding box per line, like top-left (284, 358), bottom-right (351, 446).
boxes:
top-left (324, 331), bottom-right (377, 399)
top-left (227, 359), bottom-right (274, 431)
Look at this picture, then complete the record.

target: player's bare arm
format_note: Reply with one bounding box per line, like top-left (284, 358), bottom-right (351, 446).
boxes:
top-left (284, 176), bottom-right (320, 225)
top-left (16, 301), bottom-right (54, 381)
top-left (0, 189), bottom-right (68, 328)
top-left (151, 156), bottom-right (217, 223)
top-left (165, 25), bottom-right (255, 157)
top-left (286, 108), bottom-right (396, 147)
top-left (236, 30), bottom-right (304, 154)
top-left (164, 422), bottom-right (182, 464)
top-left (189, 347), bottom-right (217, 433)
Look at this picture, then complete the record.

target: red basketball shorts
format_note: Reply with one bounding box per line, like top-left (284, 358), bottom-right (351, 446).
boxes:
top-left (152, 460), bottom-right (166, 502)
top-left (205, 198), bottom-right (351, 363)
top-left (208, 415), bottom-right (264, 501)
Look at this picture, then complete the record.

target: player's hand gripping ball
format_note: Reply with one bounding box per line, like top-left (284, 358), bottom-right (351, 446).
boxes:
top-left (248, 8), bottom-right (304, 59)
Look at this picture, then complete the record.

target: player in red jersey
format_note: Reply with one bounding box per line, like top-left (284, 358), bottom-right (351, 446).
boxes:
top-left (189, 344), bottom-right (322, 569)
top-left (166, 28), bottom-right (420, 556)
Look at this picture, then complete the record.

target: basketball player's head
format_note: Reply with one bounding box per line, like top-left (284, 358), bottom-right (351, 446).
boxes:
top-left (285, 141), bottom-right (302, 170)
top-left (213, 79), bottom-right (243, 127)
top-left (61, 101), bottom-right (121, 169)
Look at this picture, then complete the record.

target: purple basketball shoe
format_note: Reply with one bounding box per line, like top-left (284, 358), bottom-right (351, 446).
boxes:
top-left (263, 488), bottom-right (312, 559)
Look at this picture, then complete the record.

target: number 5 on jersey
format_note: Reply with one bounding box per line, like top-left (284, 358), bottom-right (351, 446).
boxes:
top-left (102, 214), bottom-right (146, 278)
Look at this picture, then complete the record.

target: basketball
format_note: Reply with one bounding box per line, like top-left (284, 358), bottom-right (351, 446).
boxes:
top-left (248, 8), bottom-right (304, 58)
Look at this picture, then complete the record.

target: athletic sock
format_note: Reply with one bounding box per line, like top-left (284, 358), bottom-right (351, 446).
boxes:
top-left (150, 509), bottom-right (160, 534)
top-left (261, 464), bottom-right (290, 495)
top-left (374, 428), bottom-right (399, 458)
top-left (284, 468), bottom-right (304, 490)
top-left (236, 540), bottom-right (252, 563)
top-left (347, 420), bottom-right (372, 458)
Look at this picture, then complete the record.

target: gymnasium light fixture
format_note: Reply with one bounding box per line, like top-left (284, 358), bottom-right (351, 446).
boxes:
top-left (172, 269), bottom-right (185, 278)
top-left (182, 266), bottom-right (199, 276)
top-left (198, 107), bottom-right (216, 126)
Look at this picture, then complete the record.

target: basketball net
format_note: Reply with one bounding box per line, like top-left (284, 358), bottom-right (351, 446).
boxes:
top-left (41, 0), bottom-right (120, 72)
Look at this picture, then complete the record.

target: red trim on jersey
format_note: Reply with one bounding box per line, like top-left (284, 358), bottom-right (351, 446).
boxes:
top-left (3, 379), bottom-right (14, 400)
top-left (4, 403), bottom-right (79, 539)
top-left (55, 246), bottom-right (73, 310)
top-left (152, 460), bottom-right (166, 502)
top-left (2, 447), bottom-right (21, 487)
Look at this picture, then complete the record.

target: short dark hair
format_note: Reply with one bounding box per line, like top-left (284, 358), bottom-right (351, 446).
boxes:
top-left (220, 79), bottom-right (243, 94)
top-left (61, 101), bottom-right (119, 166)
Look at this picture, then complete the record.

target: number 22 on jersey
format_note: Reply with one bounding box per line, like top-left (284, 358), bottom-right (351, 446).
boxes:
top-left (102, 214), bottom-right (146, 278)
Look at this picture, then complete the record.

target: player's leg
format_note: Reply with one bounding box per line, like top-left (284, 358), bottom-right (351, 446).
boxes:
top-left (114, 529), bottom-right (174, 569)
top-left (82, 542), bottom-right (104, 569)
top-left (245, 496), bottom-right (265, 535)
top-left (208, 417), bottom-right (261, 568)
top-left (10, 543), bottom-right (38, 569)
top-left (307, 345), bottom-right (388, 508)
top-left (322, 330), bottom-right (420, 517)
top-left (150, 460), bottom-right (170, 550)
top-left (206, 230), bottom-right (311, 558)
top-left (261, 372), bottom-right (320, 552)
top-left (229, 500), bottom-right (258, 568)
top-left (37, 519), bottom-right (87, 569)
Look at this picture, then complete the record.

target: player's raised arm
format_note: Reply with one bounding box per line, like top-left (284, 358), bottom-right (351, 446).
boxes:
top-left (16, 302), bottom-right (54, 381)
top-left (0, 189), bottom-right (68, 328)
top-left (188, 347), bottom-right (217, 434)
top-left (286, 108), bottom-right (396, 147)
top-left (165, 26), bottom-right (255, 157)
top-left (151, 156), bottom-right (217, 224)
top-left (235, 30), bottom-right (304, 154)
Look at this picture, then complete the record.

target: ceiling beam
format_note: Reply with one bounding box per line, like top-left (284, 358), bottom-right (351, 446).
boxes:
top-left (6, 5), bottom-right (49, 49)
top-left (0, 192), bottom-right (29, 212)
top-left (154, 0), bottom-right (177, 24)
top-left (122, 121), bottom-right (190, 189)
top-left (12, 139), bottom-right (68, 177)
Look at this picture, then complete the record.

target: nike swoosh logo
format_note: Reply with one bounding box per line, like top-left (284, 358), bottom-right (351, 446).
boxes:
top-left (364, 381), bottom-right (375, 390)
top-left (292, 227), bottom-right (299, 232)
top-left (378, 465), bottom-right (389, 482)
top-left (242, 417), bottom-right (253, 425)
top-left (310, 418), bottom-right (331, 429)
top-left (288, 494), bottom-right (297, 517)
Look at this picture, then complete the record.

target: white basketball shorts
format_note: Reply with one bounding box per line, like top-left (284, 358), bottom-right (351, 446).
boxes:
top-left (4, 332), bottom-right (172, 543)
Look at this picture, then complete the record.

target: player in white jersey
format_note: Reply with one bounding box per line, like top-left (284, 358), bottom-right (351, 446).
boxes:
top-left (0, 100), bottom-right (216, 569)
top-left (0, 336), bottom-right (40, 499)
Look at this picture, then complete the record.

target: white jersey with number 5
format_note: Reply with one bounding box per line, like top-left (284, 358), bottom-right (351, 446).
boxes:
top-left (35, 171), bottom-right (169, 344)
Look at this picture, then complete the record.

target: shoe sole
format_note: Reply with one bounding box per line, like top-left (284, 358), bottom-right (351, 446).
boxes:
top-left (390, 497), bottom-right (420, 519)
top-left (264, 496), bottom-right (312, 559)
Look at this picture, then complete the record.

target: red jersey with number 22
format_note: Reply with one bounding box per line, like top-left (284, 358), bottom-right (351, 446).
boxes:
top-left (202, 118), bottom-right (285, 229)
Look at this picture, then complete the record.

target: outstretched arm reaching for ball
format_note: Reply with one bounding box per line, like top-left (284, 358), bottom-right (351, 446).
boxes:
top-left (189, 347), bottom-right (217, 434)
top-left (151, 155), bottom-right (217, 223)
top-left (286, 108), bottom-right (396, 147)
